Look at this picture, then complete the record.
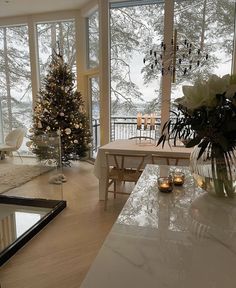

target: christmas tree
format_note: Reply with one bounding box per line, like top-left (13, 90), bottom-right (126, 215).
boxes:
top-left (29, 52), bottom-right (92, 166)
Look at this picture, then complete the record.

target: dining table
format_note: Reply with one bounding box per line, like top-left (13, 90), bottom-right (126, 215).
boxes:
top-left (94, 139), bottom-right (192, 200)
top-left (82, 163), bottom-right (236, 288)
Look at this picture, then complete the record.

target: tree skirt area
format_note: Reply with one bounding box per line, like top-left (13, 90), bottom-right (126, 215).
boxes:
top-left (0, 164), bottom-right (53, 194)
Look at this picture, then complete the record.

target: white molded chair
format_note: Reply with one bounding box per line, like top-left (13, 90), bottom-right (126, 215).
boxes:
top-left (0, 128), bottom-right (25, 160)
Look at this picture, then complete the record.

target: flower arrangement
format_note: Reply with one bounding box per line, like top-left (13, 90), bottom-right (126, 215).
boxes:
top-left (157, 74), bottom-right (236, 160)
top-left (157, 74), bottom-right (236, 197)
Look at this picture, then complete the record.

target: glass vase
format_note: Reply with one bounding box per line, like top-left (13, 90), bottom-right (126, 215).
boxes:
top-left (190, 143), bottom-right (236, 198)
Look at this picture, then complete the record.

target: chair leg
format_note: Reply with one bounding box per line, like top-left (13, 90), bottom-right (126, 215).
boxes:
top-left (104, 189), bottom-right (108, 211)
top-left (114, 181), bottom-right (117, 199)
top-left (0, 151), bottom-right (5, 160)
top-left (104, 179), bottom-right (110, 211)
top-left (16, 151), bottom-right (23, 162)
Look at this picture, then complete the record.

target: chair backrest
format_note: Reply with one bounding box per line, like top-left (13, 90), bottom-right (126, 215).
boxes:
top-left (151, 154), bottom-right (190, 166)
top-left (5, 128), bottom-right (25, 149)
top-left (105, 152), bottom-right (147, 173)
top-left (129, 136), bottom-right (154, 141)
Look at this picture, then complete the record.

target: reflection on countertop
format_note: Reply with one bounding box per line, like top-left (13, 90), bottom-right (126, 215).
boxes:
top-left (81, 164), bottom-right (236, 288)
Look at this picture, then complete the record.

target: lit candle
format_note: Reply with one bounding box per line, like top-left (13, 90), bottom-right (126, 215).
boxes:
top-left (158, 177), bottom-right (173, 193)
top-left (173, 171), bottom-right (185, 186)
top-left (137, 112), bottom-right (142, 129)
top-left (160, 183), bottom-right (170, 188)
top-left (174, 177), bottom-right (183, 184)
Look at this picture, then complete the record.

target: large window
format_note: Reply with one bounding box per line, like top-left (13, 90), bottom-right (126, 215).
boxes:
top-left (110, 1), bottom-right (165, 139)
top-left (87, 10), bottom-right (100, 158)
top-left (170, 0), bottom-right (235, 106)
top-left (0, 25), bottom-right (32, 153)
top-left (87, 10), bottom-right (99, 69)
top-left (109, 0), bottom-right (236, 141)
top-left (89, 76), bottom-right (100, 158)
top-left (37, 20), bottom-right (76, 85)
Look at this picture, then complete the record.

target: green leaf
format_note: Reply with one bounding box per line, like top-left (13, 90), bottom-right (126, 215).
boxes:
top-left (217, 135), bottom-right (229, 151)
top-left (157, 134), bottom-right (165, 146)
top-left (197, 140), bottom-right (209, 160)
top-left (185, 137), bottom-right (201, 148)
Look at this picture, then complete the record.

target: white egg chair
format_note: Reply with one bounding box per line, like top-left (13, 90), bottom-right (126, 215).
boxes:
top-left (0, 128), bottom-right (25, 160)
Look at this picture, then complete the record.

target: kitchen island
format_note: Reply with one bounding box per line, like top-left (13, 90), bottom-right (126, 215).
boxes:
top-left (81, 164), bottom-right (236, 288)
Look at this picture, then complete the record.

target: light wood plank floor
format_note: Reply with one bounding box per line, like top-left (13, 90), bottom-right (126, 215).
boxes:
top-left (0, 160), bottom-right (129, 288)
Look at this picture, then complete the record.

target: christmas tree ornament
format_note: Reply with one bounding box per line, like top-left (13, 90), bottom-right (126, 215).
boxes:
top-left (30, 52), bottom-right (92, 166)
top-left (26, 141), bottom-right (33, 148)
top-left (66, 127), bottom-right (71, 134)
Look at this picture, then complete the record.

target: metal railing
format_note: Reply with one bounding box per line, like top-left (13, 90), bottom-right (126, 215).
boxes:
top-left (91, 116), bottom-right (161, 158)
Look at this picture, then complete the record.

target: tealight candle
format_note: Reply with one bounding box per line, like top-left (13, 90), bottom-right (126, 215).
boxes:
top-left (158, 177), bottom-right (173, 193)
top-left (173, 171), bottom-right (185, 186)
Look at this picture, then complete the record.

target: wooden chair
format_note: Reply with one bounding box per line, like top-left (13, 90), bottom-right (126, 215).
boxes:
top-left (151, 154), bottom-right (190, 166)
top-left (104, 152), bottom-right (147, 210)
top-left (129, 136), bottom-right (154, 141)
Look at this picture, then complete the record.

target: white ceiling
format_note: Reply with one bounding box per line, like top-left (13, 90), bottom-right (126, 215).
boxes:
top-left (0, 0), bottom-right (89, 18)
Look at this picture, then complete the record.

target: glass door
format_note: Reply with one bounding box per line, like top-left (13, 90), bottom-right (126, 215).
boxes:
top-left (109, 1), bottom-right (165, 141)
top-left (89, 76), bottom-right (100, 159)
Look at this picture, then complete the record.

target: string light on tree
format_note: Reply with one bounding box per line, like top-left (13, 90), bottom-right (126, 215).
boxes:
top-left (29, 51), bottom-right (92, 166)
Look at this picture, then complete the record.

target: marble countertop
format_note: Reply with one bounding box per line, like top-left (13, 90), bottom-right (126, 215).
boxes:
top-left (81, 164), bottom-right (236, 288)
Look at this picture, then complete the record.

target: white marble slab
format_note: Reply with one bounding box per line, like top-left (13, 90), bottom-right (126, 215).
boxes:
top-left (81, 164), bottom-right (236, 288)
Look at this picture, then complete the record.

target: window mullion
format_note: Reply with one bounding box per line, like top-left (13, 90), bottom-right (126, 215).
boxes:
top-left (232, 2), bottom-right (236, 75)
top-left (161, 0), bottom-right (174, 128)
top-left (28, 16), bottom-right (40, 108)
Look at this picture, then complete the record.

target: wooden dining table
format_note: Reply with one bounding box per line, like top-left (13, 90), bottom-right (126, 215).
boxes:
top-left (94, 139), bottom-right (193, 200)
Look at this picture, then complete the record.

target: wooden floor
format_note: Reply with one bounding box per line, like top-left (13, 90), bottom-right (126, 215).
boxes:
top-left (0, 160), bottom-right (129, 288)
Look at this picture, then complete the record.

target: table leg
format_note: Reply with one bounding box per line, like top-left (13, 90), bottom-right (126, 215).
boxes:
top-left (99, 179), bottom-right (106, 200)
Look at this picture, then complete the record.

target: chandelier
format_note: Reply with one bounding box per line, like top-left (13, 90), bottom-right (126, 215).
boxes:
top-left (143, 29), bottom-right (209, 83)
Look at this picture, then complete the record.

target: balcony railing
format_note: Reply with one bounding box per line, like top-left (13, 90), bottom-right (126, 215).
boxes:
top-left (91, 116), bottom-right (161, 158)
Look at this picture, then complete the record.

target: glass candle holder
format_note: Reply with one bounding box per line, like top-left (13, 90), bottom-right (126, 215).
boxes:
top-left (158, 177), bottom-right (173, 193)
top-left (173, 171), bottom-right (185, 186)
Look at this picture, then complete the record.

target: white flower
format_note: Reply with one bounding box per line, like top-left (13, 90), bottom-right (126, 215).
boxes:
top-left (175, 74), bottom-right (231, 110)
